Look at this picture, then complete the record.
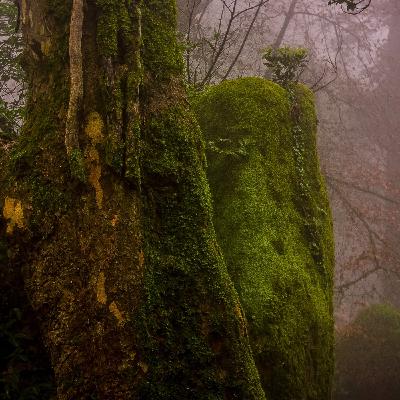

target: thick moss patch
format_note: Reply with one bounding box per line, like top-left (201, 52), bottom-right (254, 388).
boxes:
top-left (193, 77), bottom-right (335, 400)
top-left (132, 4), bottom-right (265, 398)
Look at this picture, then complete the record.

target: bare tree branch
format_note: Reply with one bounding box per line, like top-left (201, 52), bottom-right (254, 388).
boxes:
top-left (222, 0), bottom-right (266, 81)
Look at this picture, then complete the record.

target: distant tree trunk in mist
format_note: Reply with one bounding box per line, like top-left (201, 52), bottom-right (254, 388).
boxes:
top-left (377, 1), bottom-right (400, 307)
top-left (272, 0), bottom-right (299, 49)
top-left (0, 1), bottom-right (265, 398)
top-left (176, 0), bottom-right (213, 34)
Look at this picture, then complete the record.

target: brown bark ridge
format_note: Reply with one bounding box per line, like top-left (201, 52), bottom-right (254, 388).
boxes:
top-left (1, 1), bottom-right (265, 399)
top-left (65, 0), bottom-right (84, 157)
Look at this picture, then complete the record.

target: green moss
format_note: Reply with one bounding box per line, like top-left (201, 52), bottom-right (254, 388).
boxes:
top-left (130, 5), bottom-right (266, 398)
top-left (10, 0), bottom-right (69, 182)
top-left (123, 120), bottom-right (141, 182)
top-left (69, 148), bottom-right (86, 182)
top-left (96, 0), bottom-right (129, 58)
top-left (95, 0), bottom-right (141, 60)
top-left (29, 176), bottom-right (72, 237)
top-left (123, 68), bottom-right (142, 183)
top-left (141, 0), bottom-right (184, 80)
top-left (193, 77), bottom-right (335, 400)
top-left (134, 102), bottom-right (265, 400)
top-left (96, 1), bottom-right (143, 184)
top-left (290, 84), bottom-right (333, 281)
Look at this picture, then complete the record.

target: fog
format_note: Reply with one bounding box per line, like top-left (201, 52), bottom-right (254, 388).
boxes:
top-left (179, 0), bottom-right (400, 315)
top-left (178, 0), bottom-right (400, 397)
top-left (0, 0), bottom-right (399, 398)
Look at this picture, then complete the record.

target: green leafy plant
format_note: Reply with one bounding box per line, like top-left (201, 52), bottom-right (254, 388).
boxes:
top-left (207, 137), bottom-right (255, 158)
top-left (263, 47), bottom-right (308, 87)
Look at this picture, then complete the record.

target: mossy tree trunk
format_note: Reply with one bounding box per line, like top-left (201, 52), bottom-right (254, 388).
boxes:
top-left (0, 1), bottom-right (265, 398)
top-left (194, 78), bottom-right (335, 400)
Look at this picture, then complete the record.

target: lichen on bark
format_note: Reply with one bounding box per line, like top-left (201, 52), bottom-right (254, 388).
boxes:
top-left (0, 2), bottom-right (266, 398)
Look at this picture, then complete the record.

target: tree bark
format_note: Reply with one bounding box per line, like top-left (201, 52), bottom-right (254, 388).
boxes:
top-left (1, 1), bottom-right (265, 398)
top-left (272, 0), bottom-right (299, 49)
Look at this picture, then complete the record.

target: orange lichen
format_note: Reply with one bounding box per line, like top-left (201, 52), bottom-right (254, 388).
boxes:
top-left (85, 112), bottom-right (105, 209)
top-left (96, 272), bottom-right (107, 305)
top-left (41, 38), bottom-right (52, 56)
top-left (120, 351), bottom-right (137, 371)
top-left (109, 301), bottom-right (125, 326)
top-left (3, 197), bottom-right (24, 235)
top-left (85, 112), bottom-right (104, 144)
top-left (111, 215), bottom-right (119, 227)
top-left (138, 361), bottom-right (149, 374)
top-left (86, 146), bottom-right (99, 163)
top-left (234, 303), bottom-right (248, 337)
top-left (138, 250), bottom-right (145, 268)
top-left (88, 159), bottom-right (103, 209)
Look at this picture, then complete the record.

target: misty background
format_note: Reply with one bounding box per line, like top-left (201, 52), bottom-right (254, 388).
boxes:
top-left (177, 0), bottom-right (400, 320)
top-left (1, 0), bottom-right (399, 398)
top-left (176, 0), bottom-right (400, 397)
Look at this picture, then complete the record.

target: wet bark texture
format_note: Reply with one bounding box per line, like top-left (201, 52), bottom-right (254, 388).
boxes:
top-left (1, 1), bottom-right (265, 399)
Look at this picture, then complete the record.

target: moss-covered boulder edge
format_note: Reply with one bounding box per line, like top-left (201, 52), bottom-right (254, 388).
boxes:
top-left (193, 77), bottom-right (335, 400)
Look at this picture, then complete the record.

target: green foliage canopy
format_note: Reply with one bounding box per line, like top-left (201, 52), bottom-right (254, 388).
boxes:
top-left (263, 47), bottom-right (308, 87)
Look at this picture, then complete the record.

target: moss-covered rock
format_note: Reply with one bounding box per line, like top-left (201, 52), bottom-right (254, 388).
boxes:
top-left (193, 77), bottom-right (335, 400)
